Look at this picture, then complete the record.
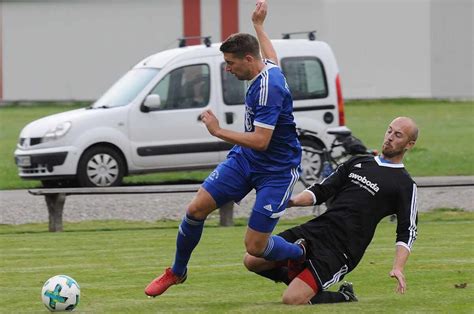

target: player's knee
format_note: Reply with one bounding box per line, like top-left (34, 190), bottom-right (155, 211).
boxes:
top-left (244, 228), bottom-right (270, 256)
top-left (282, 291), bottom-right (307, 305)
top-left (186, 205), bottom-right (207, 220)
top-left (245, 241), bottom-right (266, 257)
top-left (186, 199), bottom-right (214, 220)
top-left (185, 188), bottom-right (217, 220)
top-left (243, 253), bottom-right (259, 271)
top-left (243, 253), bottom-right (253, 270)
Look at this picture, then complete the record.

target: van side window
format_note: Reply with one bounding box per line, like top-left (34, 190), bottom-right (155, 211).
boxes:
top-left (220, 62), bottom-right (246, 105)
top-left (149, 64), bottom-right (210, 110)
top-left (281, 57), bottom-right (328, 100)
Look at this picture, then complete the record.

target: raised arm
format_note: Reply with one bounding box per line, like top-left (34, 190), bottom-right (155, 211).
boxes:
top-left (252, 1), bottom-right (278, 64)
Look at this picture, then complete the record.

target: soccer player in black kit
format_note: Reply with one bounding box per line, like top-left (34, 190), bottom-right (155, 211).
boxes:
top-left (244, 117), bottom-right (419, 305)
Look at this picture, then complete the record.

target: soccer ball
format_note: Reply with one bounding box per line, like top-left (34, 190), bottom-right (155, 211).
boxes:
top-left (41, 275), bottom-right (80, 312)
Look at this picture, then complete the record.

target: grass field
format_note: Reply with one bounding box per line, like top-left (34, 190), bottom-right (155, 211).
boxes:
top-left (344, 99), bottom-right (474, 177)
top-left (0, 210), bottom-right (473, 313)
top-left (0, 99), bottom-right (473, 189)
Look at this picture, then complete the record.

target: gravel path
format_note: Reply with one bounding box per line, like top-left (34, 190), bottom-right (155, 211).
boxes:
top-left (0, 177), bottom-right (472, 225)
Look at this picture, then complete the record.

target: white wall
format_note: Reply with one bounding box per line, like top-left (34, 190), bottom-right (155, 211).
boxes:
top-left (325, 0), bottom-right (433, 98)
top-left (431, 0), bottom-right (473, 99)
top-left (3, 0), bottom-right (182, 100)
top-left (1, 0), bottom-right (472, 101)
top-left (201, 0), bottom-right (221, 42)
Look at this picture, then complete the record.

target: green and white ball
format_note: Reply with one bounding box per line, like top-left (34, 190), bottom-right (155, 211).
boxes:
top-left (41, 275), bottom-right (80, 312)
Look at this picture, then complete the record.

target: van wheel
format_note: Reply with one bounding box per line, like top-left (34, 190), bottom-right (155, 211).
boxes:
top-left (77, 146), bottom-right (125, 187)
top-left (300, 139), bottom-right (324, 187)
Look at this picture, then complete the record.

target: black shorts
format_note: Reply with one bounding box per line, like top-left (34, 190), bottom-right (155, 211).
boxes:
top-left (278, 223), bottom-right (351, 291)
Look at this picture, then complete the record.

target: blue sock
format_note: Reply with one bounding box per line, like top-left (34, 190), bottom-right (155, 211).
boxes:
top-left (262, 235), bottom-right (303, 261)
top-left (171, 214), bottom-right (205, 276)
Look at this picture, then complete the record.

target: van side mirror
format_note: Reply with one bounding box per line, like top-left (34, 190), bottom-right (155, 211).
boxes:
top-left (143, 94), bottom-right (161, 111)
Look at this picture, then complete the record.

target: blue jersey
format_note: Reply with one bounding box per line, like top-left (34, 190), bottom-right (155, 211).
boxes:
top-left (229, 60), bottom-right (302, 172)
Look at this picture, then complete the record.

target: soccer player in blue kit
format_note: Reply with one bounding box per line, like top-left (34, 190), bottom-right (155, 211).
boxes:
top-left (145, 0), bottom-right (304, 297)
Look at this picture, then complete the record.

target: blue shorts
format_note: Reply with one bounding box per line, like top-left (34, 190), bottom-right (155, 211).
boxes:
top-left (202, 154), bottom-right (300, 233)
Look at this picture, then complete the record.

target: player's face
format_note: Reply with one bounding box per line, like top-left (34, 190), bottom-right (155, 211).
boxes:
top-left (382, 119), bottom-right (415, 158)
top-left (223, 52), bottom-right (253, 81)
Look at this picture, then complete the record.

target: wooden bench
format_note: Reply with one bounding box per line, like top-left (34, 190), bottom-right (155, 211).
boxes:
top-left (28, 185), bottom-right (234, 232)
top-left (28, 176), bottom-right (473, 232)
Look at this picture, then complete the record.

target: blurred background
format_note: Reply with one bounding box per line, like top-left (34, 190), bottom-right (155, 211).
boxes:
top-left (1, 0), bottom-right (472, 102)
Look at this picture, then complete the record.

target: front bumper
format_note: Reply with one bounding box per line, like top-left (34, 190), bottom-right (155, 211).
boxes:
top-left (14, 143), bottom-right (81, 179)
top-left (14, 152), bottom-right (68, 176)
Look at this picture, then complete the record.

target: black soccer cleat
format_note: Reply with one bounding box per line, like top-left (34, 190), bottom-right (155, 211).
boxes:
top-left (287, 238), bottom-right (307, 281)
top-left (338, 282), bottom-right (358, 302)
top-left (295, 238), bottom-right (307, 259)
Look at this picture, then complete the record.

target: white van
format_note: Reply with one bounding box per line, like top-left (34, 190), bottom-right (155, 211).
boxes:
top-left (15, 37), bottom-right (348, 187)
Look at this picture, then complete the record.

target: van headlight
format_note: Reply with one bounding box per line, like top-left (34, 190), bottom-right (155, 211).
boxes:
top-left (43, 121), bottom-right (72, 142)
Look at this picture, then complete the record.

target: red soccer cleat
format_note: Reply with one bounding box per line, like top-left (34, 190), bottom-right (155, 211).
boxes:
top-left (145, 267), bottom-right (187, 297)
top-left (287, 238), bottom-right (307, 281)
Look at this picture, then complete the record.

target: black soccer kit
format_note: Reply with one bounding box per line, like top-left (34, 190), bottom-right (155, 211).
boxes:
top-left (279, 155), bottom-right (418, 290)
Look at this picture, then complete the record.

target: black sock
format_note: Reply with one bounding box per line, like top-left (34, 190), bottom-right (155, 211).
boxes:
top-left (255, 267), bottom-right (290, 285)
top-left (309, 291), bottom-right (346, 304)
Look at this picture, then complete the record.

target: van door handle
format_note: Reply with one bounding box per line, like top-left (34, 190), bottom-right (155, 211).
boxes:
top-left (225, 112), bottom-right (234, 124)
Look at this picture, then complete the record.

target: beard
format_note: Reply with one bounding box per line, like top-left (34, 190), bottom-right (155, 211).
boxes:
top-left (382, 145), bottom-right (404, 158)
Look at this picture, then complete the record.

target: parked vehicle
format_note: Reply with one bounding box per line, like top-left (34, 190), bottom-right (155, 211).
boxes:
top-left (298, 126), bottom-right (376, 186)
top-left (15, 35), bottom-right (351, 187)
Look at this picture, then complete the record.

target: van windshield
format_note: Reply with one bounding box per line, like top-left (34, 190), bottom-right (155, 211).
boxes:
top-left (91, 68), bottom-right (159, 109)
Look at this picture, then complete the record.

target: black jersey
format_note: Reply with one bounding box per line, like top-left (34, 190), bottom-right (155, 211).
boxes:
top-left (301, 155), bottom-right (418, 271)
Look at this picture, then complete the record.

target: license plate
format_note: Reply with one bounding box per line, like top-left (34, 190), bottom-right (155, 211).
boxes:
top-left (16, 156), bottom-right (31, 167)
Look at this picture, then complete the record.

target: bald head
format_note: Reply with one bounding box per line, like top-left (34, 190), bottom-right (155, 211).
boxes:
top-left (391, 117), bottom-right (419, 142)
top-left (381, 116), bottom-right (419, 163)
